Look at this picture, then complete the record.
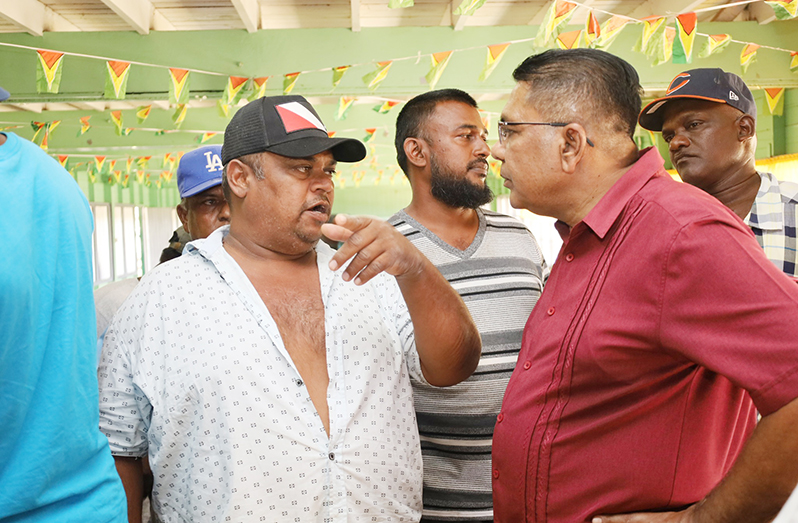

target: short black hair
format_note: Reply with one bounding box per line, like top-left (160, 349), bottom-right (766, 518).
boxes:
top-left (395, 89), bottom-right (478, 175)
top-left (512, 49), bottom-right (642, 139)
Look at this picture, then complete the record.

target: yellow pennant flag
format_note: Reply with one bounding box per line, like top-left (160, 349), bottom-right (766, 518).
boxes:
top-left (199, 132), bottom-right (217, 144)
top-left (698, 34), bottom-right (732, 58)
top-left (363, 128), bottom-right (377, 143)
top-left (36, 50), bottom-right (65, 94)
top-left (57, 155), bottom-right (69, 168)
top-left (765, 0), bottom-right (797, 19)
top-left (222, 76), bottom-right (249, 105)
top-left (595, 15), bottom-right (629, 50)
top-left (791, 52), bottom-right (798, 73)
top-left (78, 116), bottom-right (91, 136)
top-left (136, 105), bottom-right (152, 124)
top-left (105, 60), bottom-right (131, 99)
top-left (95, 156), bottom-right (107, 174)
top-left (110, 110), bottom-right (124, 136)
top-left (584, 11), bottom-right (600, 47)
top-left (556, 30), bottom-right (583, 49)
top-left (426, 51), bottom-right (453, 89)
top-left (765, 87), bottom-right (785, 115)
top-left (740, 43), bottom-right (760, 73)
top-left (336, 96), bottom-right (356, 121)
top-left (672, 13), bottom-right (698, 64)
top-left (172, 104), bottom-right (188, 129)
top-left (362, 61), bottom-right (393, 91)
top-left (168, 68), bottom-right (191, 104)
top-left (534, 0), bottom-right (578, 48)
top-left (479, 43), bottom-right (510, 82)
top-left (283, 72), bottom-right (301, 94)
top-left (125, 157), bottom-right (134, 174)
top-left (635, 16), bottom-right (667, 58)
top-left (653, 27), bottom-right (676, 66)
top-left (249, 76), bottom-right (270, 101)
top-left (332, 66), bottom-right (350, 88)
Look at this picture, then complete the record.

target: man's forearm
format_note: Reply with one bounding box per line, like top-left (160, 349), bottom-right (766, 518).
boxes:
top-left (114, 456), bottom-right (145, 523)
top-left (396, 260), bottom-right (481, 387)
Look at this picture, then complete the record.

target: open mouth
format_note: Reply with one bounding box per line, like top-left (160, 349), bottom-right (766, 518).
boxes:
top-left (304, 201), bottom-right (331, 219)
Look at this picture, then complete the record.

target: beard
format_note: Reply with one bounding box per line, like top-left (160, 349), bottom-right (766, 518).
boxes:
top-left (429, 154), bottom-right (494, 209)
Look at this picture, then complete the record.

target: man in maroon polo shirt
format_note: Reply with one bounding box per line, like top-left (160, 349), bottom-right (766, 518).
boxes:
top-left (489, 48), bottom-right (798, 523)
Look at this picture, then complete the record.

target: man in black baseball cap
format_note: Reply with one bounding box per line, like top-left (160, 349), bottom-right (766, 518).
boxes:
top-left (100, 94), bottom-right (481, 522)
top-left (639, 68), bottom-right (798, 278)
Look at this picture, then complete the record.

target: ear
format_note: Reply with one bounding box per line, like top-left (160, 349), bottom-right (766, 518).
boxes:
top-left (559, 123), bottom-right (590, 174)
top-left (404, 137), bottom-right (428, 169)
top-left (176, 202), bottom-right (190, 235)
top-left (737, 114), bottom-right (756, 142)
top-left (225, 159), bottom-right (251, 199)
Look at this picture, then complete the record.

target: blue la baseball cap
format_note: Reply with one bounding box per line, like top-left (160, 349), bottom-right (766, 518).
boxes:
top-left (177, 145), bottom-right (224, 198)
top-left (0, 87), bottom-right (10, 102)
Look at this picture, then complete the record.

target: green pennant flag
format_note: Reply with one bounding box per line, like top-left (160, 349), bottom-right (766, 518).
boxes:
top-left (105, 61), bottom-right (131, 99)
top-left (168, 68), bottom-right (191, 104)
top-left (362, 61), bottom-right (393, 91)
top-left (633, 16), bottom-right (667, 59)
top-left (283, 72), bottom-right (301, 94)
top-left (740, 43), bottom-right (760, 74)
top-left (479, 43), bottom-right (510, 82)
top-left (425, 51), bottom-right (453, 89)
top-left (698, 34), bottom-right (731, 58)
top-left (136, 105), bottom-right (152, 124)
top-left (249, 77), bottom-right (270, 101)
top-left (110, 110), bottom-right (124, 136)
top-left (36, 50), bottom-right (65, 94)
top-left (765, 0), bottom-right (797, 19)
top-left (534, 0), bottom-right (578, 49)
top-left (332, 66), bottom-right (350, 88)
top-left (454, 0), bottom-right (487, 16)
top-left (594, 15), bottom-right (629, 50)
top-left (672, 13), bottom-right (697, 64)
top-left (336, 96), bottom-right (356, 120)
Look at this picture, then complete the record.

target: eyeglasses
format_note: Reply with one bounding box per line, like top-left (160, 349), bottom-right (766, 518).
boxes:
top-left (497, 121), bottom-right (595, 147)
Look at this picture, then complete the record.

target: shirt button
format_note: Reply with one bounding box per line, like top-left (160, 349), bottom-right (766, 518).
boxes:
top-left (493, 469), bottom-right (500, 479)
top-left (328, 452), bottom-right (335, 461)
top-left (547, 307), bottom-right (555, 316)
top-left (497, 413), bottom-right (504, 423)
top-left (523, 360), bottom-right (531, 370)
top-left (296, 379), bottom-right (303, 387)
top-left (565, 253), bottom-right (574, 262)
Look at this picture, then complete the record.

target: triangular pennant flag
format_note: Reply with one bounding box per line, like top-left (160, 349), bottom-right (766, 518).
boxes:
top-left (327, 131), bottom-right (337, 138)
top-left (78, 116), bottom-right (91, 136)
top-left (95, 156), bottom-right (107, 174)
top-left (425, 51), bottom-right (453, 89)
top-left (136, 156), bottom-right (151, 170)
top-left (765, 0), bottom-right (797, 19)
top-left (122, 173), bottom-right (130, 188)
top-left (168, 68), bottom-right (191, 104)
top-left (249, 76), bottom-right (270, 101)
top-left (672, 13), bottom-right (697, 64)
top-left (105, 60), bottom-right (131, 99)
top-left (36, 50), bottom-right (65, 94)
top-left (135, 170), bottom-right (146, 185)
top-left (108, 160), bottom-right (117, 173)
top-left (283, 72), bottom-right (301, 95)
top-left (478, 108), bottom-right (491, 132)
top-left (125, 157), bottom-right (134, 174)
top-left (135, 105), bottom-right (152, 124)
top-left (740, 43), bottom-right (760, 73)
top-left (31, 121), bottom-right (46, 144)
top-left (698, 34), bottom-right (732, 58)
top-left (791, 52), bottom-right (798, 73)
top-left (595, 15), bottom-right (629, 50)
top-left (653, 27), bottom-right (676, 66)
top-left (110, 110), bottom-right (124, 136)
top-left (488, 159), bottom-right (502, 178)
top-left (221, 76), bottom-right (249, 106)
top-left (362, 61), bottom-right (393, 91)
top-left (122, 128), bottom-right (134, 136)
top-left (556, 30), bottom-right (583, 49)
top-left (479, 43), bottom-right (510, 82)
top-left (198, 132), bottom-right (218, 144)
top-left (634, 16), bottom-right (667, 58)
top-left (172, 104), bottom-right (188, 129)
top-left (388, 0), bottom-right (414, 8)
top-left (454, 0), bottom-right (487, 16)
top-left (336, 96), bottom-right (356, 120)
top-left (217, 100), bottom-right (232, 118)
top-left (363, 128), bottom-right (377, 143)
top-left (372, 100), bottom-right (400, 114)
top-left (332, 66), bottom-right (350, 88)
top-left (58, 155), bottom-right (69, 168)
top-left (534, 0), bottom-right (578, 49)
top-left (765, 88), bottom-right (785, 115)
top-left (584, 11), bottom-right (600, 48)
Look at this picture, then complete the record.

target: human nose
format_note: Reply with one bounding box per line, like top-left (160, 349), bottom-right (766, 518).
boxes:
top-left (475, 136), bottom-right (491, 157)
top-left (218, 202), bottom-right (230, 223)
top-left (669, 131), bottom-right (690, 152)
top-left (491, 141), bottom-right (505, 162)
top-left (311, 171), bottom-right (334, 194)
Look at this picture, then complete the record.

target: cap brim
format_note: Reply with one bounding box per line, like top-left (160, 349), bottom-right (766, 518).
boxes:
top-left (266, 136), bottom-right (367, 163)
top-left (180, 177), bottom-right (223, 198)
top-left (0, 87), bottom-right (9, 102)
top-left (639, 94), bottom-right (728, 131)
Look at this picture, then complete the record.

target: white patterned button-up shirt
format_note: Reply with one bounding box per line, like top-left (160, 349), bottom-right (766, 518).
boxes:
top-left (99, 226), bottom-right (425, 523)
top-left (746, 171), bottom-right (798, 278)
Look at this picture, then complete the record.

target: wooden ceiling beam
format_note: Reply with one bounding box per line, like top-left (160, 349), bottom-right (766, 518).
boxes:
top-left (626, 0), bottom-right (707, 20)
top-left (0, 0), bottom-right (45, 36)
top-left (452, 0), bottom-right (468, 32)
top-left (351, 0), bottom-right (362, 32)
top-left (747, 1), bottom-right (777, 24)
top-left (98, 0), bottom-right (154, 35)
top-left (230, 0), bottom-right (260, 33)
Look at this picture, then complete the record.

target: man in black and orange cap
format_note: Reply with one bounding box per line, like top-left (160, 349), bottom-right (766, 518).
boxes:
top-left (98, 95), bottom-right (480, 523)
top-left (639, 68), bottom-right (798, 278)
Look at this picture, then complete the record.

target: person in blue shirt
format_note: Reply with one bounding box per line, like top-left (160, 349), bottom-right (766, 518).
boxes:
top-left (0, 85), bottom-right (127, 523)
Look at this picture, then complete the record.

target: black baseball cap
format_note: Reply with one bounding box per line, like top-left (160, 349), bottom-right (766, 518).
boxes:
top-left (639, 68), bottom-right (756, 131)
top-left (222, 95), bottom-right (366, 165)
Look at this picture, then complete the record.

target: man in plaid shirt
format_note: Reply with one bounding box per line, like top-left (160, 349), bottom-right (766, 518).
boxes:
top-left (639, 68), bottom-right (798, 278)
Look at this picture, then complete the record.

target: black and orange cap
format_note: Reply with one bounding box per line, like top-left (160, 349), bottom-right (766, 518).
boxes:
top-left (638, 68), bottom-right (756, 131)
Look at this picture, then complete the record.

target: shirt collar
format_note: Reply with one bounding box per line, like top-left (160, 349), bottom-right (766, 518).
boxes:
top-left (745, 171), bottom-right (783, 231)
top-left (580, 147), bottom-right (666, 240)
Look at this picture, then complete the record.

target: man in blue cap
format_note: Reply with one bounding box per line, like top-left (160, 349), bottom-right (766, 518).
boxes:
top-left (639, 68), bottom-right (798, 279)
top-left (0, 86), bottom-right (127, 522)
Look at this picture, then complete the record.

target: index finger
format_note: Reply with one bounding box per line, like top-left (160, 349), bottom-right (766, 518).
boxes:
top-left (326, 215), bottom-right (378, 271)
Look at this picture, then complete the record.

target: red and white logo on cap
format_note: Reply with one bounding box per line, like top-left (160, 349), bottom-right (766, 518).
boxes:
top-left (666, 73), bottom-right (691, 95)
top-left (275, 102), bottom-right (327, 133)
